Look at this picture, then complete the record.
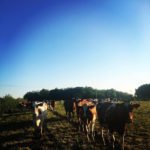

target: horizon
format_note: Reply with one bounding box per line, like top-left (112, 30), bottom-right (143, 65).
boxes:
top-left (0, 0), bottom-right (150, 98)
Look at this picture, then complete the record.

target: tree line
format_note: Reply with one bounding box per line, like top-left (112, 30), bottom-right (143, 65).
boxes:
top-left (23, 87), bottom-right (133, 102)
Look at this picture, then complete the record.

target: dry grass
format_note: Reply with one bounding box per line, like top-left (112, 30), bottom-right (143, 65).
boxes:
top-left (0, 101), bottom-right (150, 150)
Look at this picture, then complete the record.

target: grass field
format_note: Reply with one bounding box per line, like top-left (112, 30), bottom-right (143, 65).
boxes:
top-left (0, 101), bottom-right (150, 150)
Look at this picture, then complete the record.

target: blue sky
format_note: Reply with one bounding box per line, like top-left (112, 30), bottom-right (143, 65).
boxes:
top-left (0, 0), bottom-right (150, 98)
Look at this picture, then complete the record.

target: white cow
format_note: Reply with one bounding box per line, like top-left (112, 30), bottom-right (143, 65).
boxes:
top-left (33, 102), bottom-right (48, 135)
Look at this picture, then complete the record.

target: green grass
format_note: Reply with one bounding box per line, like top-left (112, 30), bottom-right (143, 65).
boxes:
top-left (0, 101), bottom-right (150, 150)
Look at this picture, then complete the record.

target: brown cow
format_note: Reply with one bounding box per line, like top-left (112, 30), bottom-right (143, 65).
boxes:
top-left (19, 101), bottom-right (32, 110)
top-left (97, 102), bottom-right (140, 149)
top-left (77, 99), bottom-right (97, 141)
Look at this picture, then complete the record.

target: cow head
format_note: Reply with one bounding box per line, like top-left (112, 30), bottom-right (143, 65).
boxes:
top-left (78, 103), bottom-right (95, 123)
top-left (126, 103), bottom-right (140, 123)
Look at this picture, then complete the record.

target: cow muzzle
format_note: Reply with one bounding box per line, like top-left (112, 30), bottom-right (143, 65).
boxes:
top-left (128, 112), bottom-right (133, 123)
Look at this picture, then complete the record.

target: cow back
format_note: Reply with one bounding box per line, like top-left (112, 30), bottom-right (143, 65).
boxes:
top-left (96, 102), bottom-right (112, 125)
top-left (106, 104), bottom-right (126, 124)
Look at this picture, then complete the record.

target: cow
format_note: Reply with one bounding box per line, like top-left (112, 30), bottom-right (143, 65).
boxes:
top-left (96, 101), bottom-right (113, 145)
top-left (97, 102), bottom-right (140, 149)
top-left (33, 101), bottom-right (48, 136)
top-left (19, 101), bottom-right (32, 110)
top-left (77, 99), bottom-right (97, 141)
top-left (64, 99), bottom-right (76, 121)
top-left (49, 100), bottom-right (55, 111)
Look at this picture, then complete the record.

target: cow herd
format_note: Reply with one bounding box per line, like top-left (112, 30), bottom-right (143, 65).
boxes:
top-left (32, 99), bottom-right (140, 150)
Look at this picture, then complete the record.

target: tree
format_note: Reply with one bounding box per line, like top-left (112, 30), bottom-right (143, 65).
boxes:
top-left (40, 89), bottom-right (49, 100)
top-left (49, 88), bottom-right (64, 100)
top-left (135, 84), bottom-right (150, 100)
top-left (24, 91), bottom-right (41, 101)
top-left (0, 95), bottom-right (19, 114)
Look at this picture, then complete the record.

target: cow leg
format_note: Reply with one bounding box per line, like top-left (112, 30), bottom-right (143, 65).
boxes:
top-left (50, 105), bottom-right (52, 111)
top-left (107, 129), bottom-right (111, 143)
top-left (41, 125), bottom-right (43, 135)
top-left (66, 111), bottom-right (70, 121)
top-left (72, 111), bottom-right (74, 118)
top-left (65, 111), bottom-right (67, 118)
top-left (121, 134), bottom-right (125, 150)
top-left (43, 120), bottom-right (47, 133)
top-left (91, 122), bottom-right (95, 142)
top-left (78, 119), bottom-right (82, 131)
top-left (108, 130), bottom-right (115, 149)
top-left (83, 124), bottom-right (86, 132)
top-left (85, 125), bottom-right (90, 142)
top-left (101, 127), bottom-right (106, 145)
top-left (112, 133), bottom-right (115, 149)
top-left (78, 123), bottom-right (81, 131)
top-left (70, 112), bottom-right (74, 122)
top-left (68, 112), bottom-right (72, 122)
top-left (88, 122), bottom-right (91, 133)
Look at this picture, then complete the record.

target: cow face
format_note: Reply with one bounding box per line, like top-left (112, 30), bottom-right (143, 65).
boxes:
top-left (80, 104), bottom-right (96, 121)
top-left (78, 105), bottom-right (87, 120)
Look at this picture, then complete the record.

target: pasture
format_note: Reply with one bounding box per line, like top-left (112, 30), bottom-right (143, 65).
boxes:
top-left (0, 101), bottom-right (150, 150)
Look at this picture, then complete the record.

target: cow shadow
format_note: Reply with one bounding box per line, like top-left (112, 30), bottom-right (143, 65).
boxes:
top-left (51, 110), bottom-right (79, 129)
top-left (0, 120), bottom-right (33, 132)
top-left (50, 111), bottom-right (104, 147)
top-left (50, 110), bottom-right (125, 150)
top-left (51, 111), bottom-right (66, 119)
top-left (0, 113), bottom-right (65, 149)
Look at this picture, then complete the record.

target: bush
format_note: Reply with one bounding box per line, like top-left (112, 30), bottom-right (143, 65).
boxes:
top-left (0, 95), bottom-right (19, 115)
